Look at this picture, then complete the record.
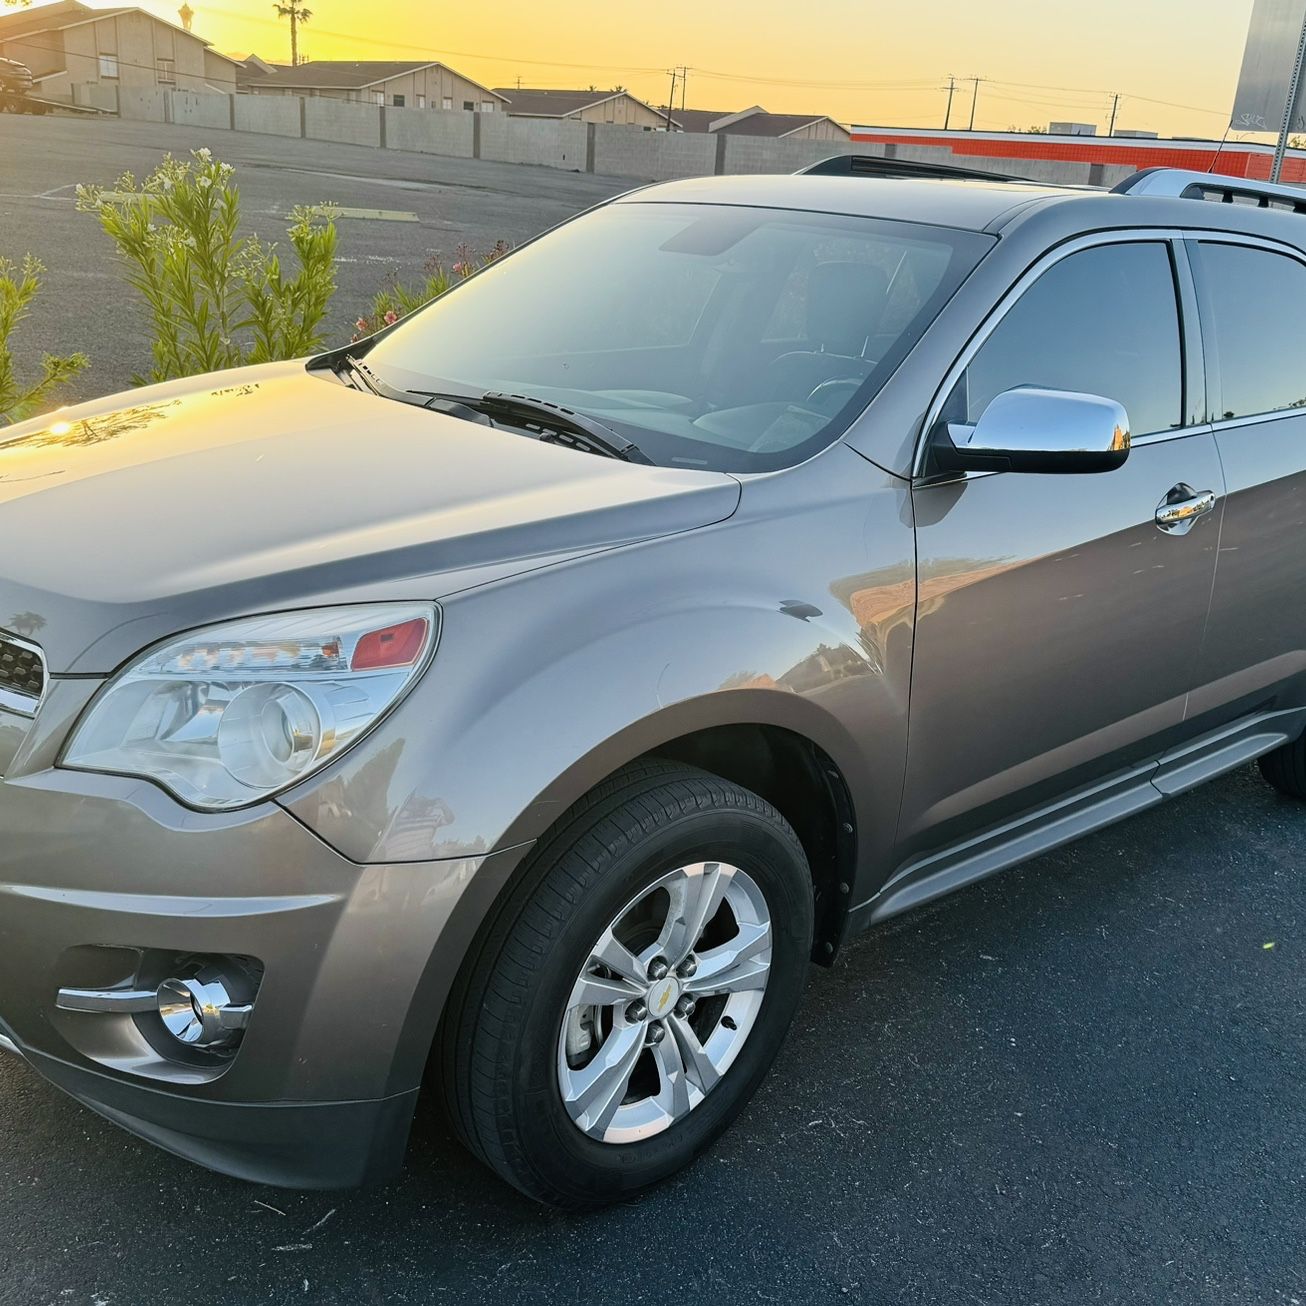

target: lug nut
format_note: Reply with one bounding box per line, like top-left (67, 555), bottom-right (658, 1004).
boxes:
top-left (646, 1022), bottom-right (666, 1046)
top-left (677, 954), bottom-right (698, 978)
top-left (627, 1000), bottom-right (648, 1023)
top-left (647, 957), bottom-right (670, 981)
top-left (674, 995), bottom-right (697, 1019)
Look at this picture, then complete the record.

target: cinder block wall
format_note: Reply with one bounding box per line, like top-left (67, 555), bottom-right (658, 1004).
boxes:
top-left (303, 98), bottom-right (382, 148)
top-left (479, 113), bottom-right (588, 169)
top-left (592, 123), bottom-right (717, 181)
top-left (107, 92), bottom-right (1141, 190)
top-left (232, 94), bottom-right (300, 137)
top-left (721, 134), bottom-right (860, 174)
top-left (383, 106), bottom-right (475, 157)
top-left (170, 91), bottom-right (231, 131)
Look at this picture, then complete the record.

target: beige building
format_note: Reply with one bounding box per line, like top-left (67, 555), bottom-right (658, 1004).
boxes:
top-left (241, 60), bottom-right (508, 112)
top-left (673, 105), bottom-right (850, 140)
top-left (495, 87), bottom-right (671, 129)
top-left (0, 0), bottom-right (238, 100)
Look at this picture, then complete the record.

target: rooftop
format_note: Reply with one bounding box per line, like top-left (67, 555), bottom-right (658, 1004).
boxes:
top-left (494, 86), bottom-right (672, 121)
top-left (248, 59), bottom-right (508, 99)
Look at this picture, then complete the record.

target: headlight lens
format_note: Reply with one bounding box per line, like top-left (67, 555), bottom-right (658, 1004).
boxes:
top-left (63, 603), bottom-right (438, 810)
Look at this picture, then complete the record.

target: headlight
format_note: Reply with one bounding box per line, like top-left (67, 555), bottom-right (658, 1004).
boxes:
top-left (63, 603), bottom-right (438, 810)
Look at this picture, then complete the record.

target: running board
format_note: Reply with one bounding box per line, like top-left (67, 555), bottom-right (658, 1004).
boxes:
top-left (858, 761), bottom-right (1162, 926)
top-left (855, 706), bottom-right (1306, 929)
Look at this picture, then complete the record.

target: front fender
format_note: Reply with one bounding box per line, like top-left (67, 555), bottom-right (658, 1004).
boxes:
top-left (282, 447), bottom-right (914, 894)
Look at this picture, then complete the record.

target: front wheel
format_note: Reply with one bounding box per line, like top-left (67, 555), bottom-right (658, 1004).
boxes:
top-left (441, 762), bottom-right (814, 1207)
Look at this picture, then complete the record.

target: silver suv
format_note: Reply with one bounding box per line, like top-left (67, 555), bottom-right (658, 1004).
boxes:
top-left (3, 163), bottom-right (1305, 1207)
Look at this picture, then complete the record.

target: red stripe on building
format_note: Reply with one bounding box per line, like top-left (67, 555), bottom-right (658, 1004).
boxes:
top-left (849, 129), bottom-right (1306, 184)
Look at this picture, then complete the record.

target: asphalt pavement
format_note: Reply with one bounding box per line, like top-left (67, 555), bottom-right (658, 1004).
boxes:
top-left (0, 112), bottom-right (1303, 1306)
top-left (0, 114), bottom-right (632, 405)
top-left (1, 765), bottom-right (1302, 1306)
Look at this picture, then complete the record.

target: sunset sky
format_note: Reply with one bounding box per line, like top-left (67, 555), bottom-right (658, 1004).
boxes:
top-left (32, 0), bottom-right (1267, 139)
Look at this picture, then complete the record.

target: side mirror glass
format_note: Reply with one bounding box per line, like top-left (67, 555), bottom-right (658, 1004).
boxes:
top-left (933, 386), bottom-right (1131, 475)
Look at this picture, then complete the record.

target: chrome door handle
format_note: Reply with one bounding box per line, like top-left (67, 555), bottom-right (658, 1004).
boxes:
top-left (1155, 485), bottom-right (1217, 534)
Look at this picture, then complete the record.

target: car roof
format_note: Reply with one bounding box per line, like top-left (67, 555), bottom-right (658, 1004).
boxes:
top-left (616, 171), bottom-right (1306, 251)
top-left (615, 173), bottom-right (1073, 234)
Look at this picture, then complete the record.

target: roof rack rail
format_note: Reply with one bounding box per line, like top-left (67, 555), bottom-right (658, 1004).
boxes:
top-left (1113, 167), bottom-right (1306, 213)
top-left (798, 154), bottom-right (1036, 184)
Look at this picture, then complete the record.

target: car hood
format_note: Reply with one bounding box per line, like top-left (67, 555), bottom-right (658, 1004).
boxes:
top-left (0, 362), bottom-right (740, 672)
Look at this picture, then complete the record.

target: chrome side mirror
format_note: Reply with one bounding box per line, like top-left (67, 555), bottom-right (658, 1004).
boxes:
top-left (933, 386), bottom-right (1131, 475)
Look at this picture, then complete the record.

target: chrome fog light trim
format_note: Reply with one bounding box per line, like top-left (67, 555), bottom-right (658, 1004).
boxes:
top-left (156, 977), bottom-right (252, 1048)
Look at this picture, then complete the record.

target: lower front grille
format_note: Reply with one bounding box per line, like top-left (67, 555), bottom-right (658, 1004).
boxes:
top-left (0, 632), bottom-right (46, 715)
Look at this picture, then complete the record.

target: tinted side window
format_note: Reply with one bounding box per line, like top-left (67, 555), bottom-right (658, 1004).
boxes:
top-left (959, 242), bottom-right (1183, 437)
top-left (1199, 243), bottom-right (1306, 421)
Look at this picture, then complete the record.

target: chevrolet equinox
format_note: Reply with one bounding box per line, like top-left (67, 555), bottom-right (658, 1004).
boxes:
top-left (3, 161), bottom-right (1305, 1207)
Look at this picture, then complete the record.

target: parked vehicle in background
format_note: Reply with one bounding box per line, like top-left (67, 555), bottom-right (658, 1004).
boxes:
top-left (0, 57), bottom-right (46, 114)
top-left (3, 161), bottom-right (1306, 1208)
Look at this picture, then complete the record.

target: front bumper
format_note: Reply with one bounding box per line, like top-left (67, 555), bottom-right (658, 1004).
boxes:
top-left (0, 753), bottom-right (528, 1188)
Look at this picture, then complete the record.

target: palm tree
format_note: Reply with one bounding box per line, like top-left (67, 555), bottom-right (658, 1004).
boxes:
top-left (273, 1), bottom-right (312, 68)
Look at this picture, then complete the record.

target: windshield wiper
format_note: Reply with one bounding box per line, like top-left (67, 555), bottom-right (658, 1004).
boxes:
top-left (337, 362), bottom-right (651, 465)
top-left (336, 354), bottom-right (431, 408)
top-left (418, 390), bottom-right (653, 464)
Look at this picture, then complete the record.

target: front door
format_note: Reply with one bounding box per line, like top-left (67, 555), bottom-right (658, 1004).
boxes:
top-left (897, 238), bottom-right (1223, 861)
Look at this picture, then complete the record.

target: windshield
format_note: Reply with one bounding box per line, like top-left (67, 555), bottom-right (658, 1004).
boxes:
top-left (365, 202), bottom-right (993, 473)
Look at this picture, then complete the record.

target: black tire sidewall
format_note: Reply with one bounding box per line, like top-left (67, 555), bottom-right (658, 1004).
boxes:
top-left (503, 804), bottom-right (813, 1204)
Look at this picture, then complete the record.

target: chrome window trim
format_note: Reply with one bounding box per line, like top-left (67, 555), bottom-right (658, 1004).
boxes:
top-left (1182, 231), bottom-right (1306, 428)
top-left (0, 630), bottom-right (48, 720)
top-left (912, 227), bottom-right (1202, 481)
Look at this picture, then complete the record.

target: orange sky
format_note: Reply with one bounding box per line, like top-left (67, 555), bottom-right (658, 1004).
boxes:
top-left (54, 0), bottom-right (1271, 139)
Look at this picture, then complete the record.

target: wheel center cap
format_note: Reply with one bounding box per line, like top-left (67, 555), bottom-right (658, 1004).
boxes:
top-left (646, 976), bottom-right (681, 1019)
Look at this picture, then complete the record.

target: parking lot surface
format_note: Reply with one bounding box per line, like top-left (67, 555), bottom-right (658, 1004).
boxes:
top-left (1, 766), bottom-right (1302, 1306)
top-left (0, 115), bottom-right (632, 404)
top-left (1, 114), bottom-right (1303, 1306)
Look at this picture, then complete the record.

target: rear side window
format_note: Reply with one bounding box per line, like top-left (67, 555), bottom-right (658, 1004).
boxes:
top-left (1198, 243), bottom-right (1306, 421)
top-left (956, 242), bottom-right (1183, 438)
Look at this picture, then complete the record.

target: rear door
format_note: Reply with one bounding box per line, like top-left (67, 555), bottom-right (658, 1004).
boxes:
top-left (896, 234), bottom-right (1224, 862)
top-left (1183, 237), bottom-right (1306, 735)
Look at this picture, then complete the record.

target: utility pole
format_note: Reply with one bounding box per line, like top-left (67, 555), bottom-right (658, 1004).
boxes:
top-left (1107, 92), bottom-right (1120, 137)
top-left (1272, 9), bottom-right (1306, 182)
top-left (944, 75), bottom-right (955, 130)
top-left (679, 66), bottom-right (688, 116)
top-left (664, 67), bottom-right (678, 131)
top-left (967, 76), bottom-right (982, 131)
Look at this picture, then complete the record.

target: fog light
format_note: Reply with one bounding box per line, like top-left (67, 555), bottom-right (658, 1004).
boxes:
top-left (156, 976), bottom-right (252, 1048)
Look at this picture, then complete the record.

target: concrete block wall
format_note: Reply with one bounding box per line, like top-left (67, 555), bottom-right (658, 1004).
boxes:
top-left (170, 91), bottom-right (232, 131)
top-left (479, 112), bottom-right (588, 169)
top-left (721, 134), bottom-right (859, 175)
top-left (115, 86), bottom-right (171, 124)
top-left (106, 92), bottom-right (1139, 191)
top-left (232, 94), bottom-right (301, 137)
top-left (383, 106), bottom-right (475, 157)
top-left (303, 98), bottom-right (381, 148)
top-left (592, 122), bottom-right (717, 181)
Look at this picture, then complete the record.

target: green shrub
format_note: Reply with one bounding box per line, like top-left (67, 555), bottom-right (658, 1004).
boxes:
top-left (77, 149), bottom-right (338, 384)
top-left (352, 242), bottom-right (509, 340)
top-left (0, 254), bottom-right (88, 425)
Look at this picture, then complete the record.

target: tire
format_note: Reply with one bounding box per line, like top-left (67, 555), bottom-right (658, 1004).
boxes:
top-left (440, 760), bottom-right (814, 1207)
top-left (1259, 735), bottom-right (1306, 798)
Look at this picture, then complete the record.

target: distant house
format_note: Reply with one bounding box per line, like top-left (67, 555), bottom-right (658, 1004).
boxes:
top-left (673, 105), bottom-right (849, 141)
top-left (496, 87), bottom-right (672, 129)
top-left (0, 0), bottom-right (239, 99)
top-left (240, 60), bottom-right (508, 111)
